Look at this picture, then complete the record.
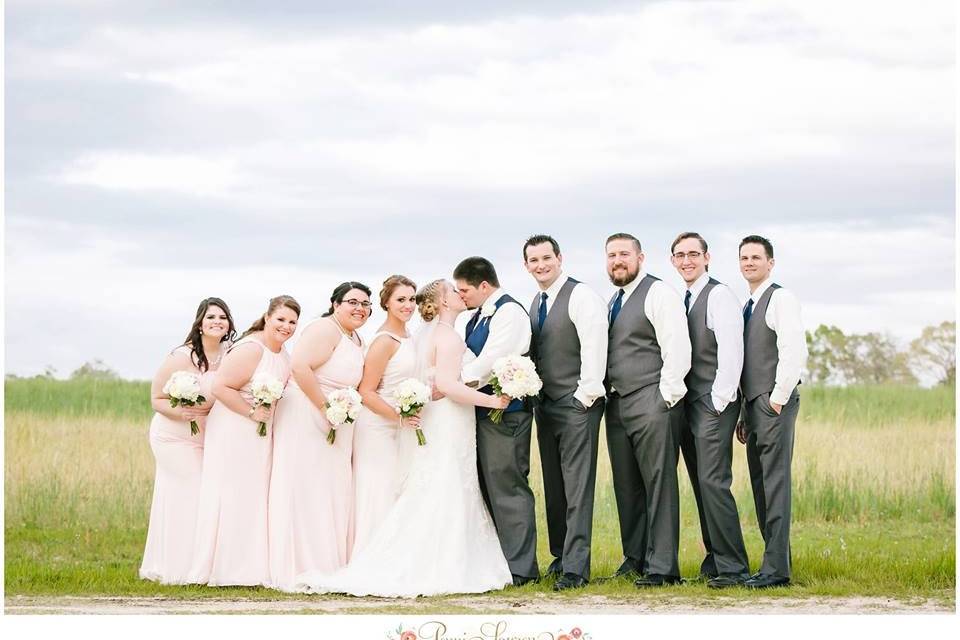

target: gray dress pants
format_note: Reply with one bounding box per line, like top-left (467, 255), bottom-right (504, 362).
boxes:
top-left (535, 393), bottom-right (605, 580)
top-left (476, 408), bottom-right (539, 579)
top-left (683, 394), bottom-right (750, 577)
top-left (743, 389), bottom-right (799, 579)
top-left (605, 384), bottom-right (681, 578)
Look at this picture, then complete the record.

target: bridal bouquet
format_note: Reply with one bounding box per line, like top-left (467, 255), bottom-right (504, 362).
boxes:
top-left (324, 387), bottom-right (362, 444)
top-left (250, 372), bottom-right (285, 437)
top-left (487, 355), bottom-right (543, 424)
top-left (393, 377), bottom-right (431, 446)
top-left (163, 370), bottom-right (205, 435)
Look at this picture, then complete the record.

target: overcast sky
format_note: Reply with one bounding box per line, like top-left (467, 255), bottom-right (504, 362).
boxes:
top-left (5, 0), bottom-right (955, 379)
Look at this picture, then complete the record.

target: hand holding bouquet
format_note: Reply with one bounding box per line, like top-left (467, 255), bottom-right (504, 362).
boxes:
top-left (324, 387), bottom-right (362, 444)
top-left (250, 372), bottom-right (285, 437)
top-left (393, 378), bottom-right (431, 446)
top-left (163, 370), bottom-right (205, 435)
top-left (488, 355), bottom-right (542, 423)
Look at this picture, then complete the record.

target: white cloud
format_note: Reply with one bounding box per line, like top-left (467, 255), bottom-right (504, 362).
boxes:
top-left (59, 152), bottom-right (240, 195)
top-left (5, 1), bottom-right (955, 377)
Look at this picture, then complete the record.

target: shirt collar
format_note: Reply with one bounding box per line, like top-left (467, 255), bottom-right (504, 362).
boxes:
top-left (480, 288), bottom-right (503, 318)
top-left (542, 273), bottom-right (567, 299)
top-left (750, 277), bottom-right (773, 303)
top-left (688, 271), bottom-right (711, 296)
top-left (619, 270), bottom-right (646, 296)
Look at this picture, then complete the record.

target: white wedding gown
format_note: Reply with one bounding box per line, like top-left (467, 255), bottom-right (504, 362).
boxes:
top-left (294, 349), bottom-right (512, 597)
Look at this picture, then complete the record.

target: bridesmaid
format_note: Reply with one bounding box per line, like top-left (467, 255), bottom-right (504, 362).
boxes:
top-left (140, 297), bottom-right (235, 584)
top-left (189, 295), bottom-right (299, 586)
top-left (352, 275), bottom-right (420, 555)
top-left (268, 282), bottom-right (371, 591)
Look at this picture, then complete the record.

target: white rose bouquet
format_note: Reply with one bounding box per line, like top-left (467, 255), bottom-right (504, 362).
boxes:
top-left (392, 377), bottom-right (431, 446)
top-left (250, 372), bottom-right (285, 437)
top-left (487, 355), bottom-right (543, 424)
top-left (163, 371), bottom-right (206, 435)
top-left (324, 387), bottom-right (362, 445)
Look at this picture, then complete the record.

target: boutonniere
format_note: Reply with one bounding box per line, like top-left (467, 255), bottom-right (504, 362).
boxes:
top-left (480, 304), bottom-right (496, 319)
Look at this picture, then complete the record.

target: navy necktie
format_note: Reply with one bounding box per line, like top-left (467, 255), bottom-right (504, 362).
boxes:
top-left (684, 290), bottom-right (692, 314)
top-left (538, 292), bottom-right (548, 330)
top-left (465, 308), bottom-right (482, 338)
top-left (610, 288), bottom-right (625, 325)
top-left (743, 298), bottom-right (754, 325)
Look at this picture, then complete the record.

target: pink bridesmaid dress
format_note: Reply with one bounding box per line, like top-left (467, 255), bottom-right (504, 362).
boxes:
top-left (268, 318), bottom-right (364, 591)
top-left (351, 331), bottom-right (416, 556)
top-left (188, 336), bottom-right (290, 586)
top-left (140, 345), bottom-right (219, 584)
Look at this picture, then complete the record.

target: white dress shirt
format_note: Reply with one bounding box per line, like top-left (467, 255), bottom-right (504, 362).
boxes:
top-left (537, 274), bottom-right (609, 408)
top-left (748, 278), bottom-right (808, 406)
top-left (614, 271), bottom-right (691, 407)
top-left (461, 288), bottom-right (533, 387)
top-left (686, 272), bottom-right (744, 414)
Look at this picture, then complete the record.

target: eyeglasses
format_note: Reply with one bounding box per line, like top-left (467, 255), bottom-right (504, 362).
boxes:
top-left (343, 299), bottom-right (373, 310)
top-left (672, 251), bottom-right (703, 260)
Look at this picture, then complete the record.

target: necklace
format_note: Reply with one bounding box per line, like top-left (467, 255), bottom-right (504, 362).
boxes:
top-left (437, 320), bottom-right (455, 329)
top-left (331, 314), bottom-right (356, 340)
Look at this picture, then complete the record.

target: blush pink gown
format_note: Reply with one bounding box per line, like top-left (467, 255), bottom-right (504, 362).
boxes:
top-left (268, 321), bottom-right (364, 591)
top-left (188, 336), bottom-right (290, 586)
top-left (350, 331), bottom-right (416, 556)
top-left (139, 346), bottom-right (220, 584)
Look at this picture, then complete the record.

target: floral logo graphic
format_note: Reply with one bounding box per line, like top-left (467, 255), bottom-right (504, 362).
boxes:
top-left (387, 621), bottom-right (592, 640)
top-left (387, 626), bottom-right (417, 640)
top-left (558, 627), bottom-right (590, 640)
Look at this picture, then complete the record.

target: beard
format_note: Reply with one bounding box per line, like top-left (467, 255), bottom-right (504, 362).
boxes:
top-left (608, 265), bottom-right (639, 287)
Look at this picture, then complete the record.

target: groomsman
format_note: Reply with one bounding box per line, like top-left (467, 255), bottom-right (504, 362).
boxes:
top-left (522, 235), bottom-right (608, 591)
top-left (603, 233), bottom-right (691, 587)
top-left (670, 232), bottom-right (751, 588)
top-left (736, 235), bottom-right (807, 589)
top-left (453, 256), bottom-right (539, 586)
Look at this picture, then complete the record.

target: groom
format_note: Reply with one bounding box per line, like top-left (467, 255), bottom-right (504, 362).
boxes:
top-left (454, 256), bottom-right (539, 586)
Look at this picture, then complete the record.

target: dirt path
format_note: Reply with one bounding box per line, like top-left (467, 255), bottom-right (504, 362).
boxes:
top-left (5, 594), bottom-right (953, 615)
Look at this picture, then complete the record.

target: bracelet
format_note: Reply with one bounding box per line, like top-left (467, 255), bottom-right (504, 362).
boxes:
top-left (247, 405), bottom-right (256, 418)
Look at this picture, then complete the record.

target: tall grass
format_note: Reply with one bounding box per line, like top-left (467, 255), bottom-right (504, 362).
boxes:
top-left (4, 378), bottom-right (152, 422)
top-left (4, 379), bottom-right (956, 597)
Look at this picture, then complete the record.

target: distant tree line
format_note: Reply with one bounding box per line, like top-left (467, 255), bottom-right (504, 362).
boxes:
top-left (806, 321), bottom-right (955, 387)
top-left (7, 323), bottom-right (956, 388)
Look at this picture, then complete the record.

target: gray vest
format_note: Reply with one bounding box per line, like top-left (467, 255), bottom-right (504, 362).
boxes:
top-left (606, 274), bottom-right (663, 396)
top-left (529, 277), bottom-right (581, 401)
top-left (741, 283), bottom-right (781, 401)
top-left (685, 278), bottom-right (721, 401)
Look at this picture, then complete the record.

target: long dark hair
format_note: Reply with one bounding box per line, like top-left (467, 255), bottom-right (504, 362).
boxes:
top-left (240, 295), bottom-right (302, 339)
top-left (322, 282), bottom-right (372, 317)
top-left (183, 297), bottom-right (237, 372)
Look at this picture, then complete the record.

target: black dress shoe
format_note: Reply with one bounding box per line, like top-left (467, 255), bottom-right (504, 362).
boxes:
top-left (634, 573), bottom-right (682, 587)
top-left (743, 574), bottom-right (790, 589)
top-left (607, 558), bottom-right (642, 580)
top-left (546, 558), bottom-right (564, 578)
top-left (511, 574), bottom-right (538, 587)
top-left (707, 573), bottom-right (749, 589)
top-left (553, 573), bottom-right (588, 591)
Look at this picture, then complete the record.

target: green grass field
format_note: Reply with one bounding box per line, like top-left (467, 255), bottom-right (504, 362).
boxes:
top-left (4, 378), bottom-right (956, 606)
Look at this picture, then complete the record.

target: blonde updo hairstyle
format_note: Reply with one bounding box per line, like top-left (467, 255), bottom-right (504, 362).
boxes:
top-left (415, 279), bottom-right (447, 322)
top-left (379, 274), bottom-right (417, 311)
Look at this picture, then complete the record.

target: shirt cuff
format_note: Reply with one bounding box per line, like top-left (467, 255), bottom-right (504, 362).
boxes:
top-left (661, 384), bottom-right (684, 408)
top-left (770, 387), bottom-right (793, 406)
top-left (711, 393), bottom-right (729, 414)
top-left (574, 388), bottom-right (600, 408)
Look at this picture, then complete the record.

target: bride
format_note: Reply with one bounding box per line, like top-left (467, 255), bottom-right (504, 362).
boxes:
top-left (294, 279), bottom-right (513, 597)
